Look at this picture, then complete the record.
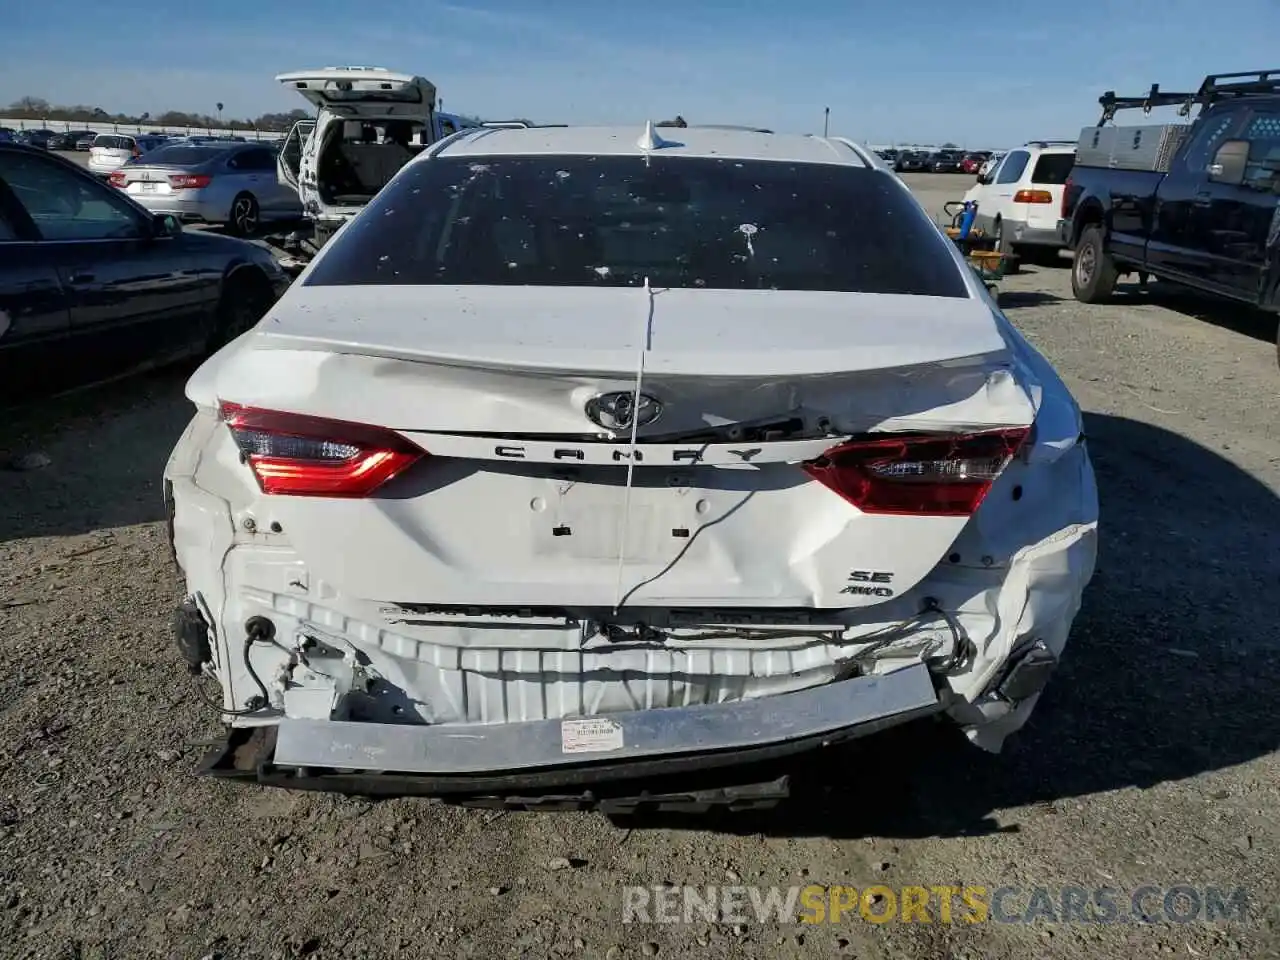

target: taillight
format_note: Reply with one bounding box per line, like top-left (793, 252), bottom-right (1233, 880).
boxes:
top-left (168, 174), bottom-right (212, 189)
top-left (1013, 189), bottom-right (1054, 204)
top-left (132, 147), bottom-right (141, 159)
top-left (108, 171), bottom-right (127, 188)
top-left (802, 428), bottom-right (1029, 516)
top-left (218, 402), bottom-right (425, 497)
top-left (1061, 177), bottom-right (1073, 218)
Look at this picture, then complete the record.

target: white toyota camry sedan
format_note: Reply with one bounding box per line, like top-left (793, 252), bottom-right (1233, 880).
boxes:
top-left (164, 123), bottom-right (1098, 808)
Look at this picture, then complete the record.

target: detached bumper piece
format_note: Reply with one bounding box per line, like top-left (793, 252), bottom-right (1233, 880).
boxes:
top-left (198, 663), bottom-right (942, 809)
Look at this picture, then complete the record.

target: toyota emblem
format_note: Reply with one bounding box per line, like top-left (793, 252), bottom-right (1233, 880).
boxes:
top-left (584, 391), bottom-right (663, 431)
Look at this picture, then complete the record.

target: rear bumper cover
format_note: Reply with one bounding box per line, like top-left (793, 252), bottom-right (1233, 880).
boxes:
top-left (210, 663), bottom-right (944, 794)
top-left (1009, 222), bottom-right (1065, 248)
top-left (1057, 218), bottom-right (1073, 248)
top-left (133, 193), bottom-right (224, 224)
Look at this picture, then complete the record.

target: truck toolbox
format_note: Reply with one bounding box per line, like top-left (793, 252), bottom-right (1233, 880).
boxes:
top-left (1075, 123), bottom-right (1190, 173)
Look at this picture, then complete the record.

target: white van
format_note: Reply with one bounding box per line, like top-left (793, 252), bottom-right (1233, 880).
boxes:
top-left (963, 141), bottom-right (1076, 257)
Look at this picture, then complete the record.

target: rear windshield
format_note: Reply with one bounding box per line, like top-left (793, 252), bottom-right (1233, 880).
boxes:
top-left (305, 155), bottom-right (969, 296)
top-left (93, 135), bottom-right (132, 150)
top-left (141, 145), bottom-right (228, 165)
top-left (1031, 153), bottom-right (1075, 184)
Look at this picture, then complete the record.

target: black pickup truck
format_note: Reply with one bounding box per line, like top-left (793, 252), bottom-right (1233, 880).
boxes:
top-left (1059, 71), bottom-right (1280, 340)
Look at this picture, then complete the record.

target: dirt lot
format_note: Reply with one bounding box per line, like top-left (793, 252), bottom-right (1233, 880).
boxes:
top-left (0, 173), bottom-right (1277, 960)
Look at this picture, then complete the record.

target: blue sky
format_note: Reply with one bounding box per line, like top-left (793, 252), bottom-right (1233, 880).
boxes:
top-left (3, 0), bottom-right (1279, 145)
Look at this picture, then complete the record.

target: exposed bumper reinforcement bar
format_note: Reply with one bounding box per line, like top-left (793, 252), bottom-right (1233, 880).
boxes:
top-left (276, 662), bottom-right (940, 774)
top-left (198, 664), bottom-right (943, 800)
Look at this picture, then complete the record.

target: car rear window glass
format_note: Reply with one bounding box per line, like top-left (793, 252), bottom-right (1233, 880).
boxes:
top-left (1031, 153), bottom-right (1075, 184)
top-left (305, 155), bottom-right (970, 297)
top-left (142, 145), bottom-right (228, 165)
top-left (94, 135), bottom-right (130, 150)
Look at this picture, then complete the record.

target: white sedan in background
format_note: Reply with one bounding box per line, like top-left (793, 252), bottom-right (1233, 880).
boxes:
top-left (164, 123), bottom-right (1098, 810)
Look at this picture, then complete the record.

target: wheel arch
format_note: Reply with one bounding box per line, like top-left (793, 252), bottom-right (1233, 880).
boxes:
top-left (206, 261), bottom-right (276, 352)
top-left (222, 260), bottom-right (274, 301)
top-left (1070, 198), bottom-right (1106, 249)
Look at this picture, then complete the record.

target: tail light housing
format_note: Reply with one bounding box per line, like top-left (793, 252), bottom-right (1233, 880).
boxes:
top-left (219, 403), bottom-right (425, 497)
top-left (1013, 189), bottom-right (1054, 204)
top-left (169, 173), bottom-right (212, 189)
top-left (803, 428), bottom-right (1030, 516)
top-left (108, 171), bottom-right (127, 188)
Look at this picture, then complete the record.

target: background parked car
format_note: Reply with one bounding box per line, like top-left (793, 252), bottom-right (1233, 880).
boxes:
top-left (894, 150), bottom-right (931, 172)
top-left (75, 132), bottom-right (97, 150)
top-left (930, 148), bottom-right (966, 172)
top-left (0, 142), bottom-right (290, 406)
top-left (87, 133), bottom-right (172, 178)
top-left (0, 127), bottom-right (14, 143)
top-left (47, 130), bottom-right (96, 151)
top-left (108, 141), bottom-right (303, 235)
top-left (977, 151), bottom-right (1006, 179)
top-left (961, 150), bottom-right (992, 174)
top-left (15, 129), bottom-right (58, 150)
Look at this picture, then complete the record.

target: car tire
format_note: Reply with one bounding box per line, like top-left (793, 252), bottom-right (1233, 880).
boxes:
top-left (229, 193), bottom-right (260, 237)
top-left (207, 269), bottom-right (273, 354)
top-left (1071, 224), bottom-right (1118, 303)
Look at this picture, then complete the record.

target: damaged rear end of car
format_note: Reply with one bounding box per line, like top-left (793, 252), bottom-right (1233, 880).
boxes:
top-left (164, 133), bottom-right (1098, 810)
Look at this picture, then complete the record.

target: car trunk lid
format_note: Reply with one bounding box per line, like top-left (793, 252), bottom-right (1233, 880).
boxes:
top-left (250, 285), bottom-right (1010, 382)
top-left (276, 67), bottom-right (437, 120)
top-left (111, 161), bottom-right (213, 194)
top-left (197, 286), bottom-right (1035, 610)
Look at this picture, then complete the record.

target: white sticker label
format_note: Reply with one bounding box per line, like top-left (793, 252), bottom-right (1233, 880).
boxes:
top-left (560, 717), bottom-right (625, 754)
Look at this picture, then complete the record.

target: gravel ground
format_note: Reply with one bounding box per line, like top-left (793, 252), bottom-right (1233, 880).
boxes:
top-left (0, 173), bottom-right (1277, 960)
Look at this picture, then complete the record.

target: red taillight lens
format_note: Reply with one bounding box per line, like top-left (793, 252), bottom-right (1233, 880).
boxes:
top-left (1061, 177), bottom-right (1072, 218)
top-left (1013, 189), bottom-right (1054, 204)
top-left (108, 171), bottom-right (127, 188)
top-left (218, 402), bottom-right (425, 498)
top-left (168, 174), bottom-right (212, 189)
top-left (802, 428), bottom-right (1029, 516)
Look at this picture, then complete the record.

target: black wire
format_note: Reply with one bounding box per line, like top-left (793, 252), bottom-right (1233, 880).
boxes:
top-left (921, 603), bottom-right (968, 673)
top-left (191, 673), bottom-right (266, 717)
top-left (186, 591), bottom-right (277, 717)
top-left (241, 633), bottom-right (273, 706)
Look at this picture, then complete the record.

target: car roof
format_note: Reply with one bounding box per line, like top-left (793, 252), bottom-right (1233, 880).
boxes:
top-left (431, 124), bottom-right (872, 167)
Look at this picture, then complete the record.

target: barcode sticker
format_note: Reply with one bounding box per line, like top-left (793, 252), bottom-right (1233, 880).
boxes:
top-left (560, 717), bottom-right (625, 754)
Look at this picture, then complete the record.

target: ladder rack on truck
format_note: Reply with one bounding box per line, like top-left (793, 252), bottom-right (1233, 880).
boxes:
top-left (1097, 68), bottom-right (1280, 125)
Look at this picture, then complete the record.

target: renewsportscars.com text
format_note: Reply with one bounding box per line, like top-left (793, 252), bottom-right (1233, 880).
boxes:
top-left (622, 884), bottom-right (1250, 925)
